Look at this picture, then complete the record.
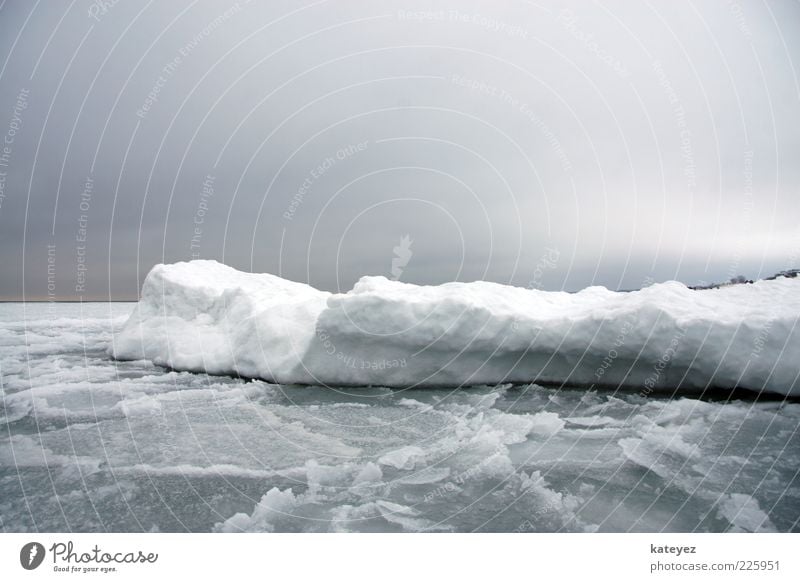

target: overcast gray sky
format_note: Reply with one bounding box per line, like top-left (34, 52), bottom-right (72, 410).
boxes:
top-left (0, 0), bottom-right (798, 300)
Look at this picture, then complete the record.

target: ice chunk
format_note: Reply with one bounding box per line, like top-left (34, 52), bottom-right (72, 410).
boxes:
top-left (378, 446), bottom-right (425, 470)
top-left (352, 462), bottom-right (383, 484)
top-left (111, 260), bottom-right (800, 395)
top-left (717, 493), bottom-right (776, 532)
top-left (529, 411), bottom-right (566, 436)
top-left (216, 487), bottom-right (298, 532)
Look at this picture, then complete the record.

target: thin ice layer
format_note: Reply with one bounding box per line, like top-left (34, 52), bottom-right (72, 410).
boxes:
top-left (110, 260), bottom-right (800, 395)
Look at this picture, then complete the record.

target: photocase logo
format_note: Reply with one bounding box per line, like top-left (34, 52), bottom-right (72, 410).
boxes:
top-left (20, 542), bottom-right (45, 570)
top-left (390, 235), bottom-right (413, 280)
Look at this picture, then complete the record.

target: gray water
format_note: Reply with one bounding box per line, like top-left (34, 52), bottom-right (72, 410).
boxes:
top-left (0, 302), bottom-right (798, 532)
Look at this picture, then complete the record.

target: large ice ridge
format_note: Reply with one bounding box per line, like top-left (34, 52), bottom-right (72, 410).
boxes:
top-left (110, 261), bottom-right (800, 395)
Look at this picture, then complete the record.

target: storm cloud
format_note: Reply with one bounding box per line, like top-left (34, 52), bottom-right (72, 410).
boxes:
top-left (0, 0), bottom-right (798, 300)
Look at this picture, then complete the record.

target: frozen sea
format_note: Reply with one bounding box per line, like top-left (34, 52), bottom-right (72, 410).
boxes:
top-left (1, 302), bottom-right (798, 533)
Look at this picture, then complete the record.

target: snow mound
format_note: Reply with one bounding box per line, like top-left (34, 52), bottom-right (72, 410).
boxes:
top-left (110, 260), bottom-right (800, 395)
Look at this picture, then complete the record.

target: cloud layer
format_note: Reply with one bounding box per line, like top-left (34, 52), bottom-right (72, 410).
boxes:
top-left (0, 0), bottom-right (798, 299)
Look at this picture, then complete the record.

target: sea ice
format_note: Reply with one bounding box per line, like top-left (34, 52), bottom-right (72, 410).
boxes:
top-left (4, 302), bottom-right (798, 532)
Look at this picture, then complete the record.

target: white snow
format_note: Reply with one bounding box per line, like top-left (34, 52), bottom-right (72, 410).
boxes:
top-left (110, 260), bottom-right (800, 395)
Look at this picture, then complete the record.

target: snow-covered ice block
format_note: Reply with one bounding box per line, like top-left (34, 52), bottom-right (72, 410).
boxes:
top-left (110, 260), bottom-right (800, 395)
